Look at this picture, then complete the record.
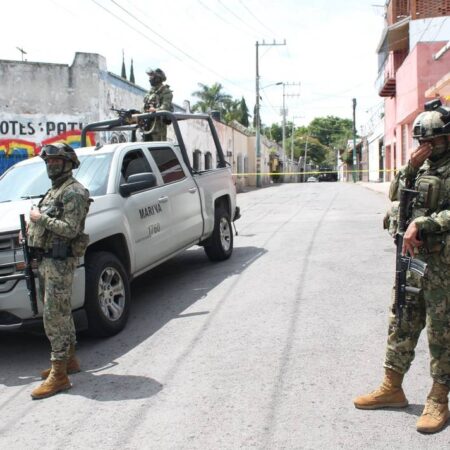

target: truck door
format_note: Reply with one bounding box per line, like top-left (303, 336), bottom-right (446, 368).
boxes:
top-left (147, 146), bottom-right (203, 252)
top-left (119, 148), bottom-right (171, 270)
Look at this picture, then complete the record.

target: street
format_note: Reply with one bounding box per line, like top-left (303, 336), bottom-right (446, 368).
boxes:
top-left (0, 182), bottom-right (448, 449)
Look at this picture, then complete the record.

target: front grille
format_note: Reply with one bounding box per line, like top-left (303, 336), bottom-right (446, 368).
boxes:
top-left (0, 231), bottom-right (20, 252)
top-left (0, 231), bottom-right (22, 293)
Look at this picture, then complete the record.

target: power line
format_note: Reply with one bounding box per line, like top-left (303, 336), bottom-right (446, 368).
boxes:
top-left (215, 0), bottom-right (262, 38)
top-left (197, 0), bottom-right (257, 40)
top-left (237, 0), bottom-right (276, 36)
top-left (432, 16), bottom-right (448, 41)
top-left (91, 0), bottom-right (184, 63)
top-left (110, 0), bottom-right (250, 92)
top-left (93, 0), bottom-right (252, 94)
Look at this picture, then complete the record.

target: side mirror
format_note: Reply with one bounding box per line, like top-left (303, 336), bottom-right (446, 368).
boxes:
top-left (119, 172), bottom-right (157, 197)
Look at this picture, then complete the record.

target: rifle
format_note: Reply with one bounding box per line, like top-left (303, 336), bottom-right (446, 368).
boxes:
top-left (110, 108), bottom-right (140, 125)
top-left (19, 214), bottom-right (38, 316)
top-left (110, 108), bottom-right (157, 136)
top-left (393, 188), bottom-right (427, 325)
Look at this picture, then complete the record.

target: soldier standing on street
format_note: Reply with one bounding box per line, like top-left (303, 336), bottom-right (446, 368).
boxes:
top-left (142, 67), bottom-right (173, 141)
top-left (353, 102), bottom-right (450, 433)
top-left (28, 142), bottom-right (90, 400)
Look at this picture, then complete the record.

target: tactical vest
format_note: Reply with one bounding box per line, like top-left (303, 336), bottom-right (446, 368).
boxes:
top-left (411, 163), bottom-right (450, 220)
top-left (28, 177), bottom-right (90, 257)
top-left (411, 159), bottom-right (450, 257)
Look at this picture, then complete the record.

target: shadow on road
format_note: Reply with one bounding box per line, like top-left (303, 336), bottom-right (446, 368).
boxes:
top-left (0, 245), bottom-right (265, 401)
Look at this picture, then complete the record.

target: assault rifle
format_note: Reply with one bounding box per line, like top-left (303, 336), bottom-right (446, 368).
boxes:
top-left (393, 188), bottom-right (427, 325)
top-left (19, 214), bottom-right (38, 316)
top-left (110, 108), bottom-right (141, 125)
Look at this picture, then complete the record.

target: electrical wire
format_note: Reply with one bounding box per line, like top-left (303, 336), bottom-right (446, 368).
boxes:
top-left (216, 0), bottom-right (262, 38)
top-left (90, 0), bottom-right (185, 63)
top-left (197, 0), bottom-right (258, 40)
top-left (237, 0), bottom-right (276, 36)
top-left (108, 0), bottom-right (252, 93)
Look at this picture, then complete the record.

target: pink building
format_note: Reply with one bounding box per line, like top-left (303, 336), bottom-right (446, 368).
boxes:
top-left (376, 1), bottom-right (450, 181)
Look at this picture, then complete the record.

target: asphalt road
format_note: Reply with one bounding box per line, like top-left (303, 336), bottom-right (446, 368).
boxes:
top-left (0, 182), bottom-right (448, 449)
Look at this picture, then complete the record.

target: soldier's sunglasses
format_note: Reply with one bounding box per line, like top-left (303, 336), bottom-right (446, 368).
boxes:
top-left (40, 145), bottom-right (66, 158)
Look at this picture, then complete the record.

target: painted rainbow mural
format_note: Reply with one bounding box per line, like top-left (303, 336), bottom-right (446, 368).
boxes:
top-left (0, 130), bottom-right (96, 175)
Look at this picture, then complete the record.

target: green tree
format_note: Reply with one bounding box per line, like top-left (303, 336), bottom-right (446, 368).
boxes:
top-left (264, 123), bottom-right (282, 142)
top-left (308, 116), bottom-right (353, 148)
top-left (191, 83), bottom-right (232, 115)
top-left (295, 133), bottom-right (329, 165)
top-left (237, 97), bottom-right (250, 127)
top-left (223, 98), bottom-right (241, 124)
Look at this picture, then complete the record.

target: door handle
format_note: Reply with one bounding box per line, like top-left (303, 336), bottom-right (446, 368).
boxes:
top-left (158, 196), bottom-right (169, 203)
top-left (188, 187), bottom-right (197, 193)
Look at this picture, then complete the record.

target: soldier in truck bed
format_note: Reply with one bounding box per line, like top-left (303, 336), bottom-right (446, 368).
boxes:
top-left (142, 68), bottom-right (173, 141)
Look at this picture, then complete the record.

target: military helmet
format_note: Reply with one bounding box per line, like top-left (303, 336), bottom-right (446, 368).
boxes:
top-left (412, 103), bottom-right (450, 140)
top-left (40, 142), bottom-right (80, 168)
top-left (145, 67), bottom-right (166, 82)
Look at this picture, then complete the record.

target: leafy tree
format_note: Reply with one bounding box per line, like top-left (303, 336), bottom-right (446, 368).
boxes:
top-left (263, 122), bottom-right (294, 143)
top-left (191, 83), bottom-right (232, 115)
top-left (237, 97), bottom-right (250, 127)
top-left (294, 133), bottom-right (329, 165)
top-left (223, 98), bottom-right (241, 124)
top-left (264, 123), bottom-right (282, 142)
top-left (191, 84), bottom-right (250, 127)
top-left (308, 116), bottom-right (353, 149)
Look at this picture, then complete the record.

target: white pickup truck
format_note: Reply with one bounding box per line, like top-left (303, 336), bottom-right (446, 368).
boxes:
top-left (0, 112), bottom-right (240, 336)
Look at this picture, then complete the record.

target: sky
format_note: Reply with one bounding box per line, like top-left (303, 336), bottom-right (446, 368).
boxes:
top-left (2, 0), bottom-right (385, 132)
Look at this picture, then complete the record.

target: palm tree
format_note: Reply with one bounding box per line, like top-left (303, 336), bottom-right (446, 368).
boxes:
top-left (191, 83), bottom-right (232, 114)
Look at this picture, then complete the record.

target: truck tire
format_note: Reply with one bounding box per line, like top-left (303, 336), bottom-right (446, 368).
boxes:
top-left (84, 251), bottom-right (130, 337)
top-left (204, 207), bottom-right (233, 261)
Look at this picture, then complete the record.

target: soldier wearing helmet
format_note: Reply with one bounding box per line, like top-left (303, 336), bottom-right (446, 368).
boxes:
top-left (142, 67), bottom-right (173, 141)
top-left (27, 142), bottom-right (90, 400)
top-left (354, 100), bottom-right (450, 433)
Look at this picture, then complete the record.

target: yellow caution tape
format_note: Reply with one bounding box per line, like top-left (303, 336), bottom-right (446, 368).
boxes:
top-left (231, 168), bottom-right (398, 176)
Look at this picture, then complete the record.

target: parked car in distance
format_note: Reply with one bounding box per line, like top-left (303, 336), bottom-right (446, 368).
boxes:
top-left (306, 176), bottom-right (318, 182)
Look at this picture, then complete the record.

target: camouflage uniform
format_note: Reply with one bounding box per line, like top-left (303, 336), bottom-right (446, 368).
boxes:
top-left (384, 155), bottom-right (450, 386)
top-left (143, 84), bottom-right (173, 141)
top-left (28, 175), bottom-right (90, 361)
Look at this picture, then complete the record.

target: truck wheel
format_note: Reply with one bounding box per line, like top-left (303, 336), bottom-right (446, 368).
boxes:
top-left (84, 251), bottom-right (130, 337)
top-left (204, 207), bottom-right (233, 261)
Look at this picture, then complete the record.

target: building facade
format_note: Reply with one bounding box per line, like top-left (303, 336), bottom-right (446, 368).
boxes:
top-left (0, 52), bottom-right (293, 190)
top-left (376, 0), bottom-right (450, 180)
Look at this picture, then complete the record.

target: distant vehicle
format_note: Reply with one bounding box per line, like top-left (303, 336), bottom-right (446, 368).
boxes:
top-left (306, 176), bottom-right (318, 182)
top-left (318, 166), bottom-right (338, 182)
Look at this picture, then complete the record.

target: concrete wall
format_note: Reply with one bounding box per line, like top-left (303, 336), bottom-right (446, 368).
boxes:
top-left (410, 17), bottom-right (450, 50)
top-left (0, 52), bottom-right (294, 189)
top-left (0, 52), bottom-right (146, 148)
top-left (367, 121), bottom-right (384, 182)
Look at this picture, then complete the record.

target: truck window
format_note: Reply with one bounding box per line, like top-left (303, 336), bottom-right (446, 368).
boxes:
top-left (121, 149), bottom-right (152, 183)
top-left (149, 148), bottom-right (186, 184)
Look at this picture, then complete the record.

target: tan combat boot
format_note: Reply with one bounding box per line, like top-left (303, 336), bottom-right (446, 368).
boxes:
top-left (31, 360), bottom-right (72, 400)
top-left (40, 344), bottom-right (80, 379)
top-left (353, 368), bottom-right (408, 409)
top-left (416, 382), bottom-right (449, 433)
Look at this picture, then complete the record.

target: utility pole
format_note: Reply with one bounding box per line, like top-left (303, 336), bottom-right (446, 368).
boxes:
top-left (352, 98), bottom-right (357, 182)
top-left (303, 134), bottom-right (309, 182)
top-left (281, 82), bottom-right (301, 162)
top-left (255, 39), bottom-right (286, 187)
top-left (282, 82), bottom-right (286, 162)
top-left (290, 115), bottom-right (303, 162)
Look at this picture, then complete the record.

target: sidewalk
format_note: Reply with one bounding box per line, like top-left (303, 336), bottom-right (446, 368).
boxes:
top-left (357, 181), bottom-right (390, 197)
